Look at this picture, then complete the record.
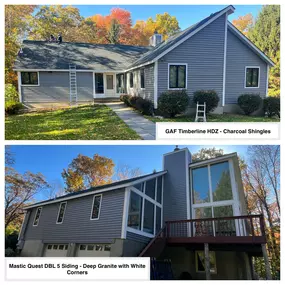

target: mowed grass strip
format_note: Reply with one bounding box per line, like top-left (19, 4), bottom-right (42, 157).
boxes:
top-left (5, 105), bottom-right (141, 140)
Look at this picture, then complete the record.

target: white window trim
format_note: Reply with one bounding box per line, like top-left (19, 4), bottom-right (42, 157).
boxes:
top-left (167, 63), bottom-right (188, 90)
top-left (195, 251), bottom-right (217, 274)
top-left (33, 207), bottom-right (42, 227)
top-left (56, 202), bottom-right (67, 224)
top-left (90, 194), bottom-right (102, 221)
top-left (20, 71), bottom-right (40, 87)
top-left (244, 66), bottom-right (260, 88)
top-left (140, 69), bottom-right (145, 90)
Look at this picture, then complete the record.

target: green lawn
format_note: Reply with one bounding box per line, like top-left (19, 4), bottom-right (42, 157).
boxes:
top-left (5, 105), bottom-right (141, 140)
top-left (145, 113), bottom-right (280, 123)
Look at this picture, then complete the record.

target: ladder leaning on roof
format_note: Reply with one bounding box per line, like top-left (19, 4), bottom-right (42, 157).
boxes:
top-left (195, 102), bottom-right (206, 122)
top-left (69, 64), bottom-right (77, 105)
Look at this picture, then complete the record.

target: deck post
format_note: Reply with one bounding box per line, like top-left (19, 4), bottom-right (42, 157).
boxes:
top-left (261, 244), bottom-right (272, 280)
top-left (204, 243), bottom-right (211, 280)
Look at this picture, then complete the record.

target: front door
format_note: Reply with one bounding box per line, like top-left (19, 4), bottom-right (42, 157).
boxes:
top-left (105, 73), bottom-right (115, 97)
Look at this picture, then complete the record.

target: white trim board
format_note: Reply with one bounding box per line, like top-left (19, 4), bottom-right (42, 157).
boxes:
top-left (189, 153), bottom-right (237, 168)
top-left (23, 171), bottom-right (167, 210)
top-left (227, 22), bottom-right (275, 66)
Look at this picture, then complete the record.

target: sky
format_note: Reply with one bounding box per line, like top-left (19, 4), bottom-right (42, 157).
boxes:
top-left (8, 144), bottom-right (249, 200)
top-left (68, 5), bottom-right (262, 29)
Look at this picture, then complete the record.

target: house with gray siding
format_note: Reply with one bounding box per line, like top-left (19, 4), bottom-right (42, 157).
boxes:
top-left (14, 5), bottom-right (274, 114)
top-left (18, 148), bottom-right (271, 280)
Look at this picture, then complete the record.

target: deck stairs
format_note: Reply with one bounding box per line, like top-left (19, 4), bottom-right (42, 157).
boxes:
top-left (195, 102), bottom-right (206, 122)
top-left (69, 64), bottom-right (77, 105)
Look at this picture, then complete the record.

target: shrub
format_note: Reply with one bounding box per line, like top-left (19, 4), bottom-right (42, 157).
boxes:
top-left (129, 96), bottom-right (140, 107)
top-left (5, 101), bottom-right (24, 115)
top-left (264, 97), bottom-right (280, 118)
top-left (5, 247), bottom-right (16, 257)
top-left (135, 97), bottom-right (154, 115)
top-left (120, 94), bottom-right (131, 106)
top-left (193, 90), bottom-right (220, 113)
top-left (5, 84), bottom-right (19, 103)
top-left (158, 90), bottom-right (189, 117)
top-left (237, 94), bottom-right (262, 115)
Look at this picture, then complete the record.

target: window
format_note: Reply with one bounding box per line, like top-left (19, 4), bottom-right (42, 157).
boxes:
top-left (56, 202), bottom-right (67, 224)
top-left (130, 73), bottom-right (134, 88)
top-left (59, 245), bottom-right (64, 250)
top-left (47, 245), bottom-right (52, 250)
top-left (128, 192), bottom-right (142, 230)
top-left (143, 200), bottom-right (154, 234)
top-left (245, 67), bottom-right (259, 88)
top-left (53, 245), bottom-right (58, 250)
top-left (156, 176), bottom-right (162, 203)
top-left (87, 245), bottom-right (94, 251)
top-left (133, 183), bottom-right (143, 192)
top-left (140, 69), bottom-right (145, 89)
top-left (95, 73), bottom-right (104, 94)
top-left (80, 245), bottom-right (86, 250)
top-left (116, 74), bottom-right (125, 93)
top-left (21, 72), bottom-right (39, 85)
top-left (90, 195), bottom-right (102, 220)
top-left (169, 64), bottom-right (186, 89)
top-left (145, 178), bottom-right (156, 199)
top-left (33, 207), bottom-right (42, 226)
top-left (196, 251), bottom-right (217, 274)
top-left (192, 166), bottom-right (210, 204)
top-left (104, 245), bottom-right (111, 251)
top-left (95, 245), bottom-right (103, 251)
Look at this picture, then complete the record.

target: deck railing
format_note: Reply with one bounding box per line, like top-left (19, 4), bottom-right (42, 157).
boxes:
top-left (165, 215), bottom-right (265, 238)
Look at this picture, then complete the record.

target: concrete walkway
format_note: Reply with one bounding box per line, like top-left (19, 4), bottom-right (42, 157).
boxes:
top-left (106, 102), bottom-right (156, 140)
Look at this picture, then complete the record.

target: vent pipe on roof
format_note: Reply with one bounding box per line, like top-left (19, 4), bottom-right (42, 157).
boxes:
top-left (174, 145), bottom-right (180, 151)
top-left (149, 31), bottom-right (162, 47)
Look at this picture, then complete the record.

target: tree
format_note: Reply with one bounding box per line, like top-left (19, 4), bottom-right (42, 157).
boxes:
top-left (232, 13), bottom-right (253, 35)
top-left (5, 5), bottom-right (36, 86)
top-left (5, 167), bottom-right (49, 230)
top-left (107, 19), bottom-right (121, 44)
top-left (62, 154), bottom-right (115, 193)
top-left (192, 147), bottom-right (224, 162)
top-left (248, 5), bottom-right (280, 96)
top-left (114, 164), bottom-right (143, 181)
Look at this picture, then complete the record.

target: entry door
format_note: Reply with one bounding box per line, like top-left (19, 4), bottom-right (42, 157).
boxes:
top-left (105, 73), bottom-right (115, 97)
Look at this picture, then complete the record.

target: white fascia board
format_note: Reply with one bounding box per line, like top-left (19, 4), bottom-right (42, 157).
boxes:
top-left (189, 153), bottom-right (237, 168)
top-left (23, 171), bottom-right (167, 210)
top-left (227, 22), bottom-right (275, 66)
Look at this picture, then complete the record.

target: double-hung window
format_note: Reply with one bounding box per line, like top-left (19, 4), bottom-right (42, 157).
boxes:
top-left (33, 207), bottom-right (42, 226)
top-left (168, 64), bottom-right (187, 89)
top-left (140, 69), bottom-right (145, 89)
top-left (56, 202), bottom-right (67, 224)
top-left (21, 72), bottom-right (39, 85)
top-left (90, 195), bottom-right (102, 220)
top-left (245, 67), bottom-right (259, 88)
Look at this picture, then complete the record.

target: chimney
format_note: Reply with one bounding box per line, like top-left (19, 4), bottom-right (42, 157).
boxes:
top-left (149, 31), bottom-right (162, 47)
top-left (163, 148), bottom-right (192, 222)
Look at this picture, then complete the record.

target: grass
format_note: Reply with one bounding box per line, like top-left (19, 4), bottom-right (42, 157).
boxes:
top-left (145, 113), bottom-right (280, 123)
top-left (5, 104), bottom-right (141, 140)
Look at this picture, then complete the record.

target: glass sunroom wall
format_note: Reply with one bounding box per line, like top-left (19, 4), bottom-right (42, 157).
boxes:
top-left (190, 158), bottom-right (241, 237)
top-left (127, 175), bottom-right (164, 237)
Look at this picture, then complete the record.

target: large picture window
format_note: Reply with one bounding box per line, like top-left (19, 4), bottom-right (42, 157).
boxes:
top-left (90, 195), bottom-right (102, 220)
top-left (128, 192), bottom-right (142, 230)
top-left (169, 64), bottom-right (186, 89)
top-left (245, 67), bottom-right (259, 88)
top-left (21, 72), bottom-right (39, 85)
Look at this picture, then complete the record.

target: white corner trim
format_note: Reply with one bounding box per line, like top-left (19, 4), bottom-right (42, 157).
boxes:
top-left (227, 22), bottom-right (275, 66)
top-left (92, 72), bottom-right (95, 98)
top-left (56, 201), bottom-right (67, 224)
top-left (167, 63), bottom-right (188, 90)
top-left (266, 64), bottom-right (270, 97)
top-left (17, 72), bottom-right (22, 102)
top-left (90, 194), bottom-right (102, 221)
top-left (154, 61), bottom-right (158, 109)
top-left (222, 15), bottom-right (228, 106)
top-left (32, 207), bottom-right (42, 227)
top-left (121, 188), bottom-right (130, 239)
top-left (244, 66), bottom-right (260, 88)
top-left (126, 227), bottom-right (154, 238)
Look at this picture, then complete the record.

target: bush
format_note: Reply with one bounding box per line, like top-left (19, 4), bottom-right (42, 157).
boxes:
top-left (5, 101), bottom-right (24, 115)
top-left (129, 96), bottom-right (140, 107)
top-left (193, 90), bottom-right (220, 113)
top-left (5, 84), bottom-right (19, 103)
top-left (158, 90), bottom-right (189, 117)
top-left (5, 247), bottom-right (16, 257)
top-left (237, 94), bottom-right (262, 115)
top-left (264, 97), bottom-right (280, 118)
top-left (135, 97), bottom-right (154, 115)
top-left (120, 94), bottom-right (132, 106)
top-left (5, 231), bottom-right (19, 251)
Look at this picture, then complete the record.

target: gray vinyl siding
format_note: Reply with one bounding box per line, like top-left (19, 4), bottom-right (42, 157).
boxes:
top-left (225, 29), bottom-right (267, 104)
top-left (21, 71), bottom-right (93, 103)
top-left (24, 189), bottom-right (125, 244)
top-left (157, 14), bottom-right (226, 105)
top-left (126, 63), bottom-right (154, 102)
top-left (126, 231), bottom-right (150, 244)
top-left (163, 149), bottom-right (191, 222)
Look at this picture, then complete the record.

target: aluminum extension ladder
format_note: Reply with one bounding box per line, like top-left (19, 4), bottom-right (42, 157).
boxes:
top-left (195, 102), bottom-right (206, 122)
top-left (69, 64), bottom-right (77, 105)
